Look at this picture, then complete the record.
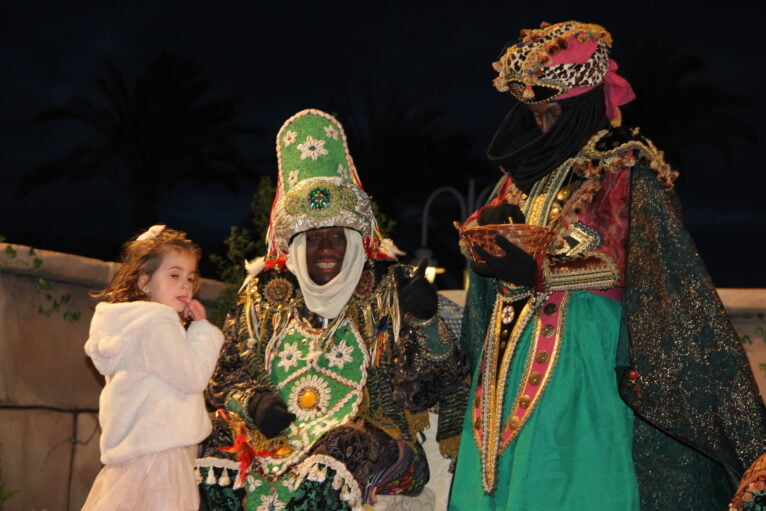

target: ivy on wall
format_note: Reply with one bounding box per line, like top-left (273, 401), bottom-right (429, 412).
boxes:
top-left (737, 313), bottom-right (766, 380)
top-left (0, 443), bottom-right (18, 509)
top-left (0, 236), bottom-right (80, 321)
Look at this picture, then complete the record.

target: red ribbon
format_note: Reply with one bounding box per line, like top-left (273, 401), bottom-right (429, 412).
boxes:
top-left (219, 434), bottom-right (256, 486)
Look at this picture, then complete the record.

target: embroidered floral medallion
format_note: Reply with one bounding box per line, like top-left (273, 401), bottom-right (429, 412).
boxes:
top-left (354, 270), bottom-right (375, 297)
top-left (283, 130), bottom-right (298, 147)
top-left (296, 135), bottom-right (328, 161)
top-left (287, 170), bottom-right (300, 188)
top-left (264, 318), bottom-right (369, 476)
top-left (324, 339), bottom-right (354, 369)
top-left (263, 277), bottom-right (294, 305)
top-left (288, 375), bottom-right (331, 421)
top-left (276, 342), bottom-right (301, 372)
top-left (323, 125), bottom-right (339, 140)
top-left (255, 491), bottom-right (286, 511)
top-left (233, 318), bottom-right (369, 510)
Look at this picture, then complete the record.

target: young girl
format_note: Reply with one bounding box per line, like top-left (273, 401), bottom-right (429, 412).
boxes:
top-left (82, 225), bottom-right (223, 511)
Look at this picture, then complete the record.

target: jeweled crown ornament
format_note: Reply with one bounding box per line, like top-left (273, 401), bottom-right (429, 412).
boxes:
top-left (492, 20), bottom-right (635, 126)
top-left (268, 109), bottom-right (375, 253)
top-left (492, 21), bottom-right (612, 104)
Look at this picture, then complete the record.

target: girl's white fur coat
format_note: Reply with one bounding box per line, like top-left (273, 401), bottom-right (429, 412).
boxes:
top-left (85, 301), bottom-right (223, 464)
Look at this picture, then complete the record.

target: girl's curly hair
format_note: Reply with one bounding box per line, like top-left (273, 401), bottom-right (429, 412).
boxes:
top-left (92, 227), bottom-right (202, 303)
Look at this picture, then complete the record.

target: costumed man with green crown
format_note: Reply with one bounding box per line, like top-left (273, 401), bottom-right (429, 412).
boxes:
top-left (450, 21), bottom-right (766, 510)
top-left (197, 109), bottom-right (469, 510)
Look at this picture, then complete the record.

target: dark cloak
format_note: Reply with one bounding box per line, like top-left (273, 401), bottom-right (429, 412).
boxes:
top-left (618, 165), bottom-right (766, 509)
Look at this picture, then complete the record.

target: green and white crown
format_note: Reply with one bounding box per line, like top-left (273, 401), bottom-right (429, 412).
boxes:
top-left (270, 109), bottom-right (373, 251)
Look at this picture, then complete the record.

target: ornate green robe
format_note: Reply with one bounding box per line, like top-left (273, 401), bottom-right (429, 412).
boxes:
top-left (450, 128), bottom-right (766, 510)
top-left (198, 259), bottom-right (469, 510)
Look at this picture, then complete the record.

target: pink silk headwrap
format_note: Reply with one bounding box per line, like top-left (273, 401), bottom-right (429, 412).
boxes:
top-left (551, 34), bottom-right (636, 122)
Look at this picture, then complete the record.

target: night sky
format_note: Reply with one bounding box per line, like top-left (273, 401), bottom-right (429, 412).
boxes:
top-left (2, 1), bottom-right (764, 287)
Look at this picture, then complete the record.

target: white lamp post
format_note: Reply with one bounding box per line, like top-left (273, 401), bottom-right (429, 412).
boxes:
top-left (416, 179), bottom-right (492, 285)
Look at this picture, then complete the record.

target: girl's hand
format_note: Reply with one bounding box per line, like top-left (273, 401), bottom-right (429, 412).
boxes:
top-left (184, 299), bottom-right (206, 321)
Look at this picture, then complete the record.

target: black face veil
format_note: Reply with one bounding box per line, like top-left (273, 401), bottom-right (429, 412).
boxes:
top-left (487, 86), bottom-right (610, 194)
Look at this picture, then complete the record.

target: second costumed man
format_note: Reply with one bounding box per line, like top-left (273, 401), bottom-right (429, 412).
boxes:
top-left (197, 109), bottom-right (470, 510)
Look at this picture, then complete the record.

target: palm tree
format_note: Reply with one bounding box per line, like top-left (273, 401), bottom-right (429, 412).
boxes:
top-left (17, 50), bottom-right (261, 228)
top-left (619, 25), bottom-right (757, 168)
top-left (331, 89), bottom-right (493, 288)
top-left (332, 90), bottom-right (491, 208)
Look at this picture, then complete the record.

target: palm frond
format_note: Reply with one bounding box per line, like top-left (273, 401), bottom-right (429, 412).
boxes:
top-left (21, 50), bottom-right (260, 227)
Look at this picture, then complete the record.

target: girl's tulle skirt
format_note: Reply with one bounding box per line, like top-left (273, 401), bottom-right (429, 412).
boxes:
top-left (82, 445), bottom-right (199, 510)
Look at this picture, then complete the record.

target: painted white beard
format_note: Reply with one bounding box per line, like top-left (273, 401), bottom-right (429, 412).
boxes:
top-left (286, 229), bottom-right (366, 319)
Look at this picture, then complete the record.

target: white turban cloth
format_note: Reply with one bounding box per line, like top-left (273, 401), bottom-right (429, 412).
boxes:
top-left (286, 228), bottom-right (366, 319)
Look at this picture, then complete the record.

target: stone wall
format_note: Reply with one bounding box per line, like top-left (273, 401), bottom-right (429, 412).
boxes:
top-left (718, 289), bottom-right (766, 401)
top-left (0, 244), bottom-right (226, 511)
top-left (1, 244), bottom-right (764, 511)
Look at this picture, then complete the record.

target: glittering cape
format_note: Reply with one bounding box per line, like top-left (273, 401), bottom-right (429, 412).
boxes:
top-left (619, 165), bottom-right (766, 507)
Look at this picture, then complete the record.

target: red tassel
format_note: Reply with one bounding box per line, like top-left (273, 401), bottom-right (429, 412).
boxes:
top-left (219, 433), bottom-right (256, 486)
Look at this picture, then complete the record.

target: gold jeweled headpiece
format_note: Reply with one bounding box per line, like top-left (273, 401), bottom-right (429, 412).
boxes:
top-left (492, 21), bottom-right (613, 104)
top-left (269, 109), bottom-right (374, 253)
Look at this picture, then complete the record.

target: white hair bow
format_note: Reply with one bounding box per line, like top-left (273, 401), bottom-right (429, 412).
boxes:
top-left (136, 224), bottom-right (166, 241)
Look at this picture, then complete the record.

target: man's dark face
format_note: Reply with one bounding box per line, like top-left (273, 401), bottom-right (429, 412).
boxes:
top-left (305, 227), bottom-right (347, 285)
top-left (528, 101), bottom-right (562, 134)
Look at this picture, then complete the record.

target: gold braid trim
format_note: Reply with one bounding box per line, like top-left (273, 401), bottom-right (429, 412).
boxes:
top-left (356, 386), bottom-right (371, 417)
top-left (540, 252), bottom-right (621, 292)
top-left (221, 412), bottom-right (291, 461)
top-left (363, 414), bottom-right (405, 443)
top-left (359, 390), bottom-right (405, 442)
top-left (575, 129), bottom-right (679, 189)
top-left (249, 430), bottom-right (291, 455)
top-left (405, 410), bottom-right (431, 437)
top-left (438, 435), bottom-right (462, 460)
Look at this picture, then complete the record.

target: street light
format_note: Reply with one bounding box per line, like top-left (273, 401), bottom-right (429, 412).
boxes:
top-left (415, 180), bottom-right (491, 286)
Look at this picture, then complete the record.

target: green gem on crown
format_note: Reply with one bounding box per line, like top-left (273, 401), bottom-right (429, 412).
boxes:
top-left (308, 187), bottom-right (332, 210)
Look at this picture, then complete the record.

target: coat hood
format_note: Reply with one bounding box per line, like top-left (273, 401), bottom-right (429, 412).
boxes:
top-left (84, 301), bottom-right (180, 376)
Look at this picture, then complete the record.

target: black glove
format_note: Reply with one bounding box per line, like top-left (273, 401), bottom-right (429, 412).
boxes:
top-left (478, 203), bottom-right (525, 226)
top-left (470, 235), bottom-right (536, 287)
top-left (247, 392), bottom-right (296, 438)
top-left (399, 259), bottom-right (438, 319)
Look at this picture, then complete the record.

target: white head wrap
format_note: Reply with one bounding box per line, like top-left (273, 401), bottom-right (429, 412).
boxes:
top-left (286, 228), bottom-right (366, 319)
